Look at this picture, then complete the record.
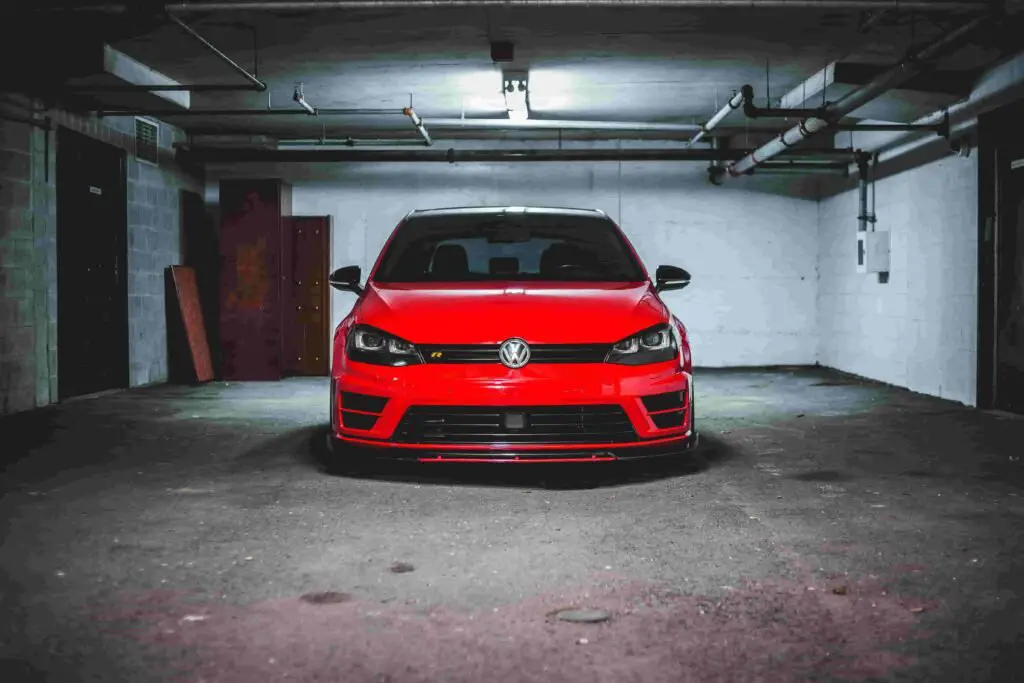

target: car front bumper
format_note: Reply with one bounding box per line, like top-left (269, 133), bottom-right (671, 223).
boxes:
top-left (328, 359), bottom-right (695, 463)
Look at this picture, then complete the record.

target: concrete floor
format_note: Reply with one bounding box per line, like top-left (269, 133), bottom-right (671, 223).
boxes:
top-left (2, 367), bottom-right (1024, 683)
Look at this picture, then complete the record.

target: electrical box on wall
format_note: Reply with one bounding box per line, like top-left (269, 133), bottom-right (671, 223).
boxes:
top-left (856, 230), bottom-right (890, 274)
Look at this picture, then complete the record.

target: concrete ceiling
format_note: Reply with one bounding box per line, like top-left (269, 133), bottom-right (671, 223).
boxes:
top-left (4, 3), bottom-right (1016, 141)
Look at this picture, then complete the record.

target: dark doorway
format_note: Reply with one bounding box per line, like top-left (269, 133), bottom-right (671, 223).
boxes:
top-left (56, 127), bottom-right (128, 400)
top-left (282, 216), bottom-right (332, 376)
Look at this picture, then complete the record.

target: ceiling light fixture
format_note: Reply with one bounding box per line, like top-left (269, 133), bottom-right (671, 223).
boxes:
top-left (503, 72), bottom-right (529, 121)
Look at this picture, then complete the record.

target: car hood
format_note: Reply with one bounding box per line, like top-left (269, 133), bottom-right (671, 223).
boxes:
top-left (354, 282), bottom-right (667, 344)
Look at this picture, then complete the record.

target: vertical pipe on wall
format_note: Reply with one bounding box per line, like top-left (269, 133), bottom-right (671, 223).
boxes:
top-left (857, 153), bottom-right (872, 234)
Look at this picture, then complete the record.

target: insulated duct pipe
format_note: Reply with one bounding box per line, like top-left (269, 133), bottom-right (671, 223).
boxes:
top-left (46, 2), bottom-right (994, 13)
top-left (182, 146), bottom-right (859, 163)
top-left (167, 14), bottom-right (266, 92)
top-left (687, 89), bottom-right (745, 148)
top-left (404, 107), bottom-right (433, 146)
top-left (724, 10), bottom-right (992, 179)
top-left (293, 84), bottom-right (318, 115)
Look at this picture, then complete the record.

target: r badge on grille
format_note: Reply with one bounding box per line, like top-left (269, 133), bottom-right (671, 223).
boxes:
top-left (498, 338), bottom-right (531, 369)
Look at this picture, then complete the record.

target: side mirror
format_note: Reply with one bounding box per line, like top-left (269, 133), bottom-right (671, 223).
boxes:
top-left (328, 265), bottom-right (363, 294)
top-left (655, 265), bottom-right (691, 293)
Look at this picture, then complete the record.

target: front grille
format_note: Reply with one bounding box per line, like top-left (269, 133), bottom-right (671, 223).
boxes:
top-left (393, 405), bottom-right (637, 444)
top-left (418, 344), bottom-right (610, 364)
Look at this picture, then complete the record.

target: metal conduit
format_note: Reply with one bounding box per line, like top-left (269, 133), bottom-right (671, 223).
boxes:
top-left (48, 1), bottom-right (993, 13)
top-left (183, 146), bottom-right (859, 162)
top-left (757, 164), bottom-right (848, 175)
top-left (422, 118), bottom-right (702, 132)
top-left (96, 107), bottom-right (396, 117)
top-left (167, 14), bottom-right (267, 92)
top-left (257, 144), bottom-right (860, 159)
top-left (725, 10), bottom-right (992, 179)
top-left (63, 83), bottom-right (266, 92)
top-left (277, 138), bottom-right (432, 147)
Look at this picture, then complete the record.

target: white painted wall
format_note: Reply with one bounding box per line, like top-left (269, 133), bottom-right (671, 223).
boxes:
top-left (817, 154), bottom-right (978, 405)
top-left (212, 156), bottom-right (820, 368)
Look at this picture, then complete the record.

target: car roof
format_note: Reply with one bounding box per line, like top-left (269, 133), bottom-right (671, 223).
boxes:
top-left (406, 206), bottom-right (611, 220)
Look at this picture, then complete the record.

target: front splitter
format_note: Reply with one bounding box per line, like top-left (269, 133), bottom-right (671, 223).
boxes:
top-left (326, 431), bottom-right (698, 463)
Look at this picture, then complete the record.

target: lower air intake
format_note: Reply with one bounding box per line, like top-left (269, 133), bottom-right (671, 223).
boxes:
top-left (393, 405), bottom-right (637, 445)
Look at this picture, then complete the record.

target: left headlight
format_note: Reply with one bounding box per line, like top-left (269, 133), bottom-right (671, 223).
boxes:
top-left (605, 323), bottom-right (678, 365)
top-left (346, 325), bottom-right (423, 366)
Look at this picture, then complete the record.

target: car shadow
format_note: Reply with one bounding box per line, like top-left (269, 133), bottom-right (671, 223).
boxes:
top-left (301, 427), bottom-right (734, 490)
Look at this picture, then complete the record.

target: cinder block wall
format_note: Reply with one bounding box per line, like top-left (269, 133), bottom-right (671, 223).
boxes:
top-left (0, 113), bottom-right (53, 414)
top-left (817, 154), bottom-right (979, 406)
top-left (0, 102), bottom-right (203, 415)
top-left (114, 118), bottom-right (205, 386)
top-left (210, 148), bottom-right (820, 368)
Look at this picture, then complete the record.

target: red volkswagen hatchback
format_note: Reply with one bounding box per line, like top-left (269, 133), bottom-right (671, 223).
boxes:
top-left (327, 206), bottom-right (697, 464)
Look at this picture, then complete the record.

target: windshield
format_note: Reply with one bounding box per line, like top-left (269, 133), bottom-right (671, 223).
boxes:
top-left (372, 213), bottom-right (646, 283)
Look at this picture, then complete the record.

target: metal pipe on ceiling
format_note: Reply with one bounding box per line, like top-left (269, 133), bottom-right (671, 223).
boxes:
top-left (422, 118), bottom-right (703, 132)
top-left (857, 8), bottom-right (892, 33)
top-left (832, 121), bottom-right (948, 133)
top-left (182, 145), bottom-right (860, 163)
top-left (95, 107), bottom-right (395, 117)
top-left (757, 163), bottom-right (849, 175)
top-left (723, 9), bottom-right (992, 179)
top-left (403, 107), bottom-right (433, 146)
top-left (686, 88), bottom-right (745, 148)
top-left (46, 1), bottom-right (994, 13)
top-left (62, 83), bottom-right (266, 92)
top-left (166, 14), bottom-right (267, 92)
top-left (277, 138), bottom-right (432, 147)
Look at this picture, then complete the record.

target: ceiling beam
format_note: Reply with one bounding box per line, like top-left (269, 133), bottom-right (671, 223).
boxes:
top-left (775, 60), bottom-right (982, 112)
top-left (832, 62), bottom-right (982, 97)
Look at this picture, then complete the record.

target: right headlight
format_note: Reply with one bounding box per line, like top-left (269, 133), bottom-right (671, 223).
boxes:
top-left (346, 325), bottom-right (423, 366)
top-left (605, 323), bottom-right (678, 365)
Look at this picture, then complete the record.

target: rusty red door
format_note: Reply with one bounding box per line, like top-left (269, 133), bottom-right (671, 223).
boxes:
top-left (282, 216), bottom-right (332, 376)
top-left (218, 179), bottom-right (292, 381)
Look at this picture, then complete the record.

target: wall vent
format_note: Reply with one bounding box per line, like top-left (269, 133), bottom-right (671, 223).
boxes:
top-left (135, 117), bottom-right (159, 165)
